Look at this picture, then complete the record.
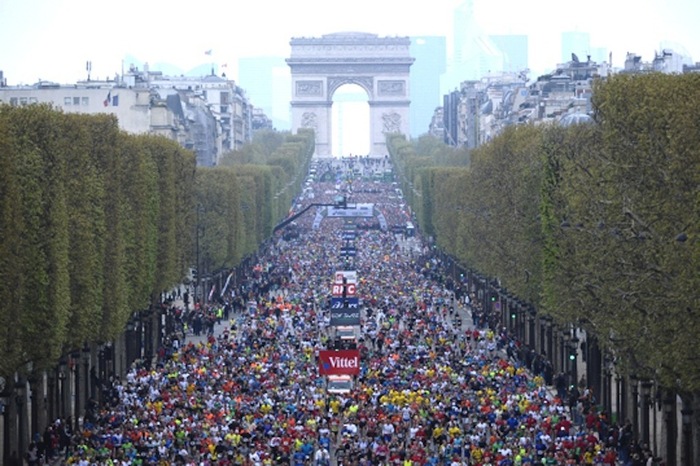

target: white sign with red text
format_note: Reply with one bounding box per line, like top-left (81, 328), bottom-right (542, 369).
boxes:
top-left (331, 283), bottom-right (357, 297)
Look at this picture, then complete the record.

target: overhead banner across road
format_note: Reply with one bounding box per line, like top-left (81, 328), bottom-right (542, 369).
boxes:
top-left (318, 349), bottom-right (360, 375)
top-left (331, 297), bottom-right (359, 309)
top-left (330, 307), bottom-right (361, 326)
top-left (327, 203), bottom-right (374, 218)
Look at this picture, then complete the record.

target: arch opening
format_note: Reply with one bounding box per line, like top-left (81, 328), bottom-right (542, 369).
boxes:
top-left (331, 83), bottom-right (369, 157)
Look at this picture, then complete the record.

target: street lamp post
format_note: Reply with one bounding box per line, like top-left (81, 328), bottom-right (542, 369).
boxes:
top-left (70, 351), bottom-right (80, 430)
top-left (602, 354), bottom-right (614, 416)
top-left (561, 330), bottom-right (571, 388)
top-left (542, 316), bottom-right (553, 364)
top-left (0, 376), bottom-right (9, 466)
top-left (196, 210), bottom-right (201, 305)
top-left (527, 308), bottom-right (536, 349)
top-left (641, 380), bottom-right (652, 447)
top-left (82, 344), bottom-right (91, 417)
top-left (139, 313), bottom-right (145, 361)
top-left (58, 358), bottom-right (67, 419)
top-left (630, 374), bottom-right (639, 441)
top-left (143, 309), bottom-right (153, 368)
top-left (46, 371), bottom-right (55, 423)
top-left (663, 392), bottom-right (676, 466)
top-left (616, 374), bottom-right (625, 427)
top-left (15, 377), bottom-right (25, 460)
top-left (569, 334), bottom-right (580, 390)
top-left (681, 401), bottom-right (693, 466)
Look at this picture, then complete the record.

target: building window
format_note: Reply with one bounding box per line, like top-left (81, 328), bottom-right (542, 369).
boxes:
top-left (10, 97), bottom-right (18, 106)
top-left (73, 97), bottom-right (80, 105)
top-left (64, 97), bottom-right (72, 105)
top-left (221, 92), bottom-right (230, 105)
top-left (29, 97), bottom-right (38, 104)
top-left (220, 105), bottom-right (229, 114)
top-left (20, 97), bottom-right (28, 106)
top-left (81, 97), bottom-right (89, 106)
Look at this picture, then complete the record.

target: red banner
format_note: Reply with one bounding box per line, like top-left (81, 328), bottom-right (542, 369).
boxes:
top-left (318, 349), bottom-right (360, 375)
top-left (331, 283), bottom-right (356, 297)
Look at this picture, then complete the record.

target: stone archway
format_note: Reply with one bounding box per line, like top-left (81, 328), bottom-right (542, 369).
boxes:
top-left (287, 32), bottom-right (414, 156)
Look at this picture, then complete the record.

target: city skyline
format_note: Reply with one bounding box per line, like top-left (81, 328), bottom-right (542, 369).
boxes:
top-left (2, 0), bottom-right (699, 153)
top-left (2, 0), bottom-right (698, 87)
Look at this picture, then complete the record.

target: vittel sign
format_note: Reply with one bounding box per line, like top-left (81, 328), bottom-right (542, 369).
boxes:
top-left (318, 349), bottom-right (360, 375)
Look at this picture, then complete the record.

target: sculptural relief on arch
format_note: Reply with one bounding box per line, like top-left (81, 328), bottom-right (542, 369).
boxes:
top-left (287, 32), bottom-right (414, 156)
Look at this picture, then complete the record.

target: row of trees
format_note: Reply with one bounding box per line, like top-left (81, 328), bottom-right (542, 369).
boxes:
top-left (0, 104), bottom-right (314, 382)
top-left (0, 104), bottom-right (194, 379)
top-left (389, 73), bottom-right (699, 395)
top-left (194, 129), bottom-right (314, 276)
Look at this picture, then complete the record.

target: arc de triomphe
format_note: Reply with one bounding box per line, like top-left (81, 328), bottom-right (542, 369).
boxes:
top-left (287, 32), bottom-right (414, 156)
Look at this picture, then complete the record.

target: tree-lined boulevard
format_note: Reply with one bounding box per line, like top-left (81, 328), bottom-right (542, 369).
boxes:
top-left (0, 72), bottom-right (698, 464)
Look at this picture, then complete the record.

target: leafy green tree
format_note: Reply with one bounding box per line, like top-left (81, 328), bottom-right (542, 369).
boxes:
top-left (116, 134), bottom-right (160, 331)
top-left (0, 106), bottom-right (28, 377)
top-left (589, 74), bottom-right (700, 389)
top-left (413, 134), bottom-right (470, 166)
top-left (458, 124), bottom-right (545, 304)
top-left (60, 114), bottom-right (106, 349)
top-left (0, 104), bottom-right (70, 371)
top-left (142, 136), bottom-right (196, 298)
top-left (87, 116), bottom-right (133, 338)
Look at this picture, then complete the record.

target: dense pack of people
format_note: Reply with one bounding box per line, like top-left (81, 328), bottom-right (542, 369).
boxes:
top-left (31, 157), bottom-right (650, 465)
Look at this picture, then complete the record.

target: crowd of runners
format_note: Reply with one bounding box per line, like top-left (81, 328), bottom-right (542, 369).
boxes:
top-left (28, 156), bottom-right (651, 465)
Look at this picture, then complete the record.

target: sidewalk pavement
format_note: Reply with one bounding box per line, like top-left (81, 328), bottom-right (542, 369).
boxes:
top-left (167, 297), bottom-right (237, 347)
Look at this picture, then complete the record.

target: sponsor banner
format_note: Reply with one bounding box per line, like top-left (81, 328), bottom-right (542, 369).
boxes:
top-left (331, 297), bottom-right (359, 309)
top-left (330, 307), bottom-right (361, 326)
top-left (342, 231), bottom-right (357, 240)
top-left (327, 203), bottom-right (374, 218)
top-left (334, 270), bottom-right (358, 284)
top-left (318, 349), bottom-right (360, 375)
top-left (331, 283), bottom-right (357, 297)
top-left (339, 246), bottom-right (356, 257)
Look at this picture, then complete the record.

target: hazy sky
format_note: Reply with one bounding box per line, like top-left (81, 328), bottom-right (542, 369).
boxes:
top-left (2, 0), bottom-right (699, 86)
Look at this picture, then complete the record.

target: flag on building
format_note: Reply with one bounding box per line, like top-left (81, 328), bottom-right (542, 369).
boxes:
top-left (103, 91), bottom-right (111, 107)
top-left (204, 49), bottom-right (212, 55)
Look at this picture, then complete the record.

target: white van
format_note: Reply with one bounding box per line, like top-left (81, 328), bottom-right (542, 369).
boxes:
top-left (327, 375), bottom-right (354, 394)
top-left (336, 326), bottom-right (358, 340)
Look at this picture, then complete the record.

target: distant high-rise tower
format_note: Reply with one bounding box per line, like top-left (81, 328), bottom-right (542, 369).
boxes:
top-left (238, 56), bottom-right (290, 130)
top-left (561, 31), bottom-right (591, 63)
top-left (445, 0), bottom-right (503, 90)
top-left (490, 35), bottom-right (529, 73)
top-left (410, 36), bottom-right (447, 137)
top-left (590, 46), bottom-right (609, 64)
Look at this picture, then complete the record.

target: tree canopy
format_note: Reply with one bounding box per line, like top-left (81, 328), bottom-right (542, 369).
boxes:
top-left (0, 104), bottom-right (313, 380)
top-left (394, 73), bottom-right (700, 392)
